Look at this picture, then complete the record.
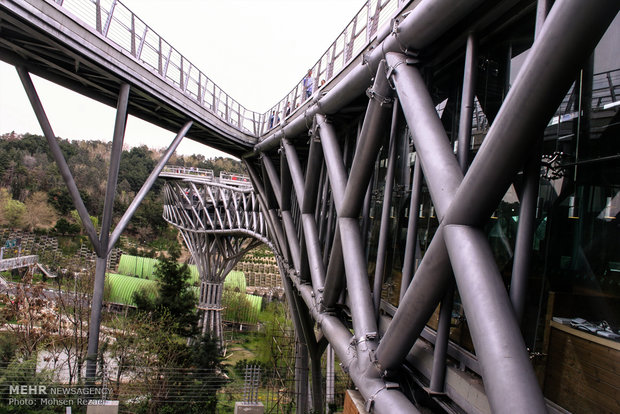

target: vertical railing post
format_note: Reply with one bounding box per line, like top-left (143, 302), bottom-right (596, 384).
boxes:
top-left (157, 37), bottom-right (163, 75)
top-left (130, 13), bottom-right (136, 57)
top-left (95, 0), bottom-right (102, 33)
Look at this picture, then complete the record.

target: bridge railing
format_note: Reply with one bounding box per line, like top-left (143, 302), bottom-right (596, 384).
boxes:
top-left (161, 165), bottom-right (215, 180)
top-left (52, 0), bottom-right (262, 135)
top-left (260, 0), bottom-right (401, 135)
top-left (51, 0), bottom-right (404, 139)
top-left (0, 255), bottom-right (38, 272)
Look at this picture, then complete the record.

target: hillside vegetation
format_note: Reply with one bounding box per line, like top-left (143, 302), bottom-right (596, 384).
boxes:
top-left (0, 131), bottom-right (245, 246)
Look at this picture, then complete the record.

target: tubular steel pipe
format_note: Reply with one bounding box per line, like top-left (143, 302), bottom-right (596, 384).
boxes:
top-left (431, 32), bottom-right (477, 392)
top-left (378, 0), bottom-right (618, 375)
top-left (372, 100), bottom-right (399, 318)
top-left (510, 0), bottom-right (552, 324)
top-left (361, 179), bottom-right (373, 248)
top-left (282, 139), bottom-right (326, 293)
top-left (86, 83), bottom-right (130, 382)
top-left (317, 115), bottom-right (347, 209)
top-left (340, 60), bottom-right (393, 218)
top-left (295, 340), bottom-right (309, 414)
top-left (245, 162), bottom-right (290, 261)
top-left (262, 155), bottom-right (302, 271)
top-left (444, 225), bottom-right (546, 413)
top-left (445, 0), bottom-right (620, 227)
top-left (318, 114), bottom-right (379, 338)
top-left (399, 158), bottom-right (422, 301)
top-left (378, 227), bottom-right (453, 370)
top-left (457, 33), bottom-right (477, 170)
top-left (339, 217), bottom-right (379, 342)
top-left (252, 0), bottom-right (486, 155)
top-left (322, 228), bottom-right (344, 309)
top-left (429, 284), bottom-right (454, 393)
top-left (377, 52), bottom-right (464, 370)
top-left (302, 138), bottom-right (324, 215)
top-left (384, 53), bottom-right (463, 219)
top-left (17, 67), bottom-right (101, 255)
top-left (281, 140), bottom-right (307, 207)
top-left (99, 83), bottom-right (130, 251)
top-left (85, 256), bottom-right (107, 380)
top-left (107, 120), bottom-right (192, 253)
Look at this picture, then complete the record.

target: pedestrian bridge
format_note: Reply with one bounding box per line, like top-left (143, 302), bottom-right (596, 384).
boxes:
top-left (1, 1), bottom-right (619, 413)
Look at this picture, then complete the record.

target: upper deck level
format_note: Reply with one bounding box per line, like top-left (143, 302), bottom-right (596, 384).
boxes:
top-left (0, 0), bottom-right (410, 156)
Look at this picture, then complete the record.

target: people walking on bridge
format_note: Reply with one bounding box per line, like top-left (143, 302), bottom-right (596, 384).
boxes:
top-left (268, 111), bottom-right (276, 128)
top-left (303, 69), bottom-right (314, 99)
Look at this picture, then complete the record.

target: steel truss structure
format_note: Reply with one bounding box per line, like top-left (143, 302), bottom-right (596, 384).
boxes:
top-left (162, 178), bottom-right (267, 345)
top-left (2, 0), bottom-right (618, 412)
top-left (241, 1), bottom-right (619, 413)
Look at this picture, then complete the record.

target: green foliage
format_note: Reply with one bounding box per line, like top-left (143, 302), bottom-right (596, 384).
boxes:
top-left (53, 217), bottom-right (80, 235)
top-left (69, 209), bottom-right (99, 232)
top-left (0, 335), bottom-right (17, 369)
top-left (0, 357), bottom-right (57, 414)
top-left (47, 188), bottom-right (73, 215)
top-left (0, 132), bottom-right (245, 239)
top-left (118, 146), bottom-right (157, 194)
top-left (222, 287), bottom-right (262, 324)
top-left (133, 252), bottom-right (198, 336)
top-left (108, 314), bottom-right (226, 414)
top-left (1, 198), bottom-right (25, 229)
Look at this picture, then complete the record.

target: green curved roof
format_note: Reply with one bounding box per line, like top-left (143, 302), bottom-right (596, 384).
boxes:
top-left (106, 270), bottom-right (259, 324)
top-left (105, 273), bottom-right (158, 306)
top-left (224, 270), bottom-right (246, 291)
top-left (117, 255), bottom-right (159, 279)
top-left (116, 254), bottom-right (199, 284)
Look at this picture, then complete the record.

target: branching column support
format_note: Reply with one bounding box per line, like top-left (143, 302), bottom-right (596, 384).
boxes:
top-left (18, 65), bottom-right (191, 382)
top-left (87, 82), bottom-right (130, 381)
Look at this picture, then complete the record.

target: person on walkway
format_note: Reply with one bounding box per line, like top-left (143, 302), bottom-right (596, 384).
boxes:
top-left (303, 69), bottom-right (314, 99)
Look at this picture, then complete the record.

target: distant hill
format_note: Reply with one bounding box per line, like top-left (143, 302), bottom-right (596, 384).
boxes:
top-left (0, 131), bottom-right (245, 242)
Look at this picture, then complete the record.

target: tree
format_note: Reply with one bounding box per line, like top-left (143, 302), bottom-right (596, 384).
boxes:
top-left (3, 199), bottom-right (25, 229)
top-left (22, 191), bottom-right (57, 231)
top-left (50, 267), bottom-right (93, 385)
top-left (0, 188), bottom-right (25, 229)
top-left (133, 251), bottom-right (198, 336)
top-left (70, 209), bottom-right (99, 234)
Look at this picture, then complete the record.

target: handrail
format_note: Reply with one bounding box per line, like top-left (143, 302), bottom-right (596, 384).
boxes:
top-left (0, 255), bottom-right (38, 272)
top-left (160, 165), bottom-right (251, 187)
top-left (49, 0), bottom-right (404, 139)
top-left (261, 0), bottom-right (401, 135)
top-left (52, 0), bottom-right (261, 135)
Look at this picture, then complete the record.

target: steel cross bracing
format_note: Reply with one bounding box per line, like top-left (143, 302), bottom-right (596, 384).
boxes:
top-left (242, 1), bottom-right (620, 414)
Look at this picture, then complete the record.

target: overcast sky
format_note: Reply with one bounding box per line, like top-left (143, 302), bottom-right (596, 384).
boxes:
top-left (0, 0), bottom-right (366, 158)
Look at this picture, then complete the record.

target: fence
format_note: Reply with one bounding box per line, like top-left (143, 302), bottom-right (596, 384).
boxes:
top-left (49, 0), bottom-right (406, 138)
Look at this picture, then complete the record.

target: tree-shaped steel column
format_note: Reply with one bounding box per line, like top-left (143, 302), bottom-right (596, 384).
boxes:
top-left (161, 174), bottom-right (267, 347)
